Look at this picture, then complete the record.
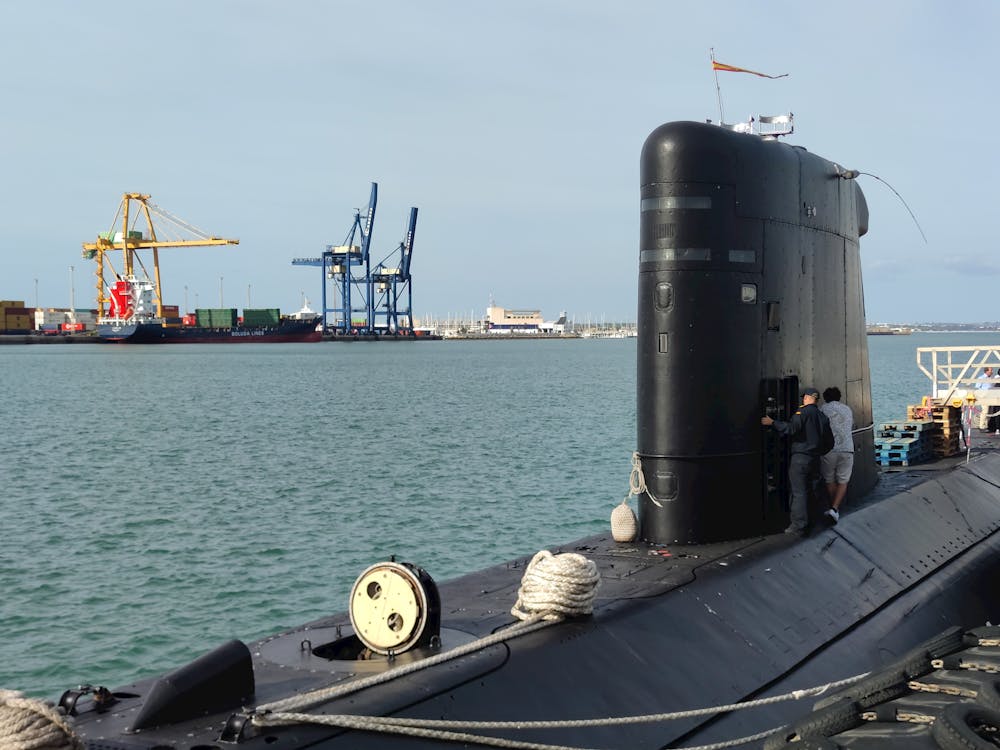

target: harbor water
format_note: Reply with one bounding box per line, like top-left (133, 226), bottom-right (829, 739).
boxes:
top-left (2, 332), bottom-right (998, 699)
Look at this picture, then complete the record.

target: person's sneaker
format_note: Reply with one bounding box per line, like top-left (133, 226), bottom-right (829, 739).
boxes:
top-left (784, 525), bottom-right (806, 537)
top-left (994, 430), bottom-right (999, 436)
top-left (825, 508), bottom-right (839, 524)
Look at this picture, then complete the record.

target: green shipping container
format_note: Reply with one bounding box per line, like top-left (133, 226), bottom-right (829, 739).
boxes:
top-left (242, 308), bottom-right (281, 327)
top-left (195, 308), bottom-right (237, 328)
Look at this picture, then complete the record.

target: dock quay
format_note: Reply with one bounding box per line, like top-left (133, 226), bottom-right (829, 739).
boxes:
top-left (876, 345), bottom-right (1000, 468)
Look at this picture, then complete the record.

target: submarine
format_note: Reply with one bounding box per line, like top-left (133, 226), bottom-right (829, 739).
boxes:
top-left (9, 119), bottom-right (1000, 749)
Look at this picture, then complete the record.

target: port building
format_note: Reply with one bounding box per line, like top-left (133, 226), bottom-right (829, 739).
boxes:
top-left (486, 304), bottom-right (543, 333)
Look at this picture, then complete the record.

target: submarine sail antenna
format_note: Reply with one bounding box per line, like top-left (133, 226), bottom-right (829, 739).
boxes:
top-left (839, 168), bottom-right (928, 244)
top-left (709, 47), bottom-right (725, 124)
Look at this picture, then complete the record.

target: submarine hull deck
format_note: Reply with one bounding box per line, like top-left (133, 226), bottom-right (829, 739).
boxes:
top-left (66, 448), bottom-right (1000, 749)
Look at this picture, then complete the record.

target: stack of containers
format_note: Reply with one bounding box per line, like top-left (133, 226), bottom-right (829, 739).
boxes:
top-left (0, 300), bottom-right (32, 333)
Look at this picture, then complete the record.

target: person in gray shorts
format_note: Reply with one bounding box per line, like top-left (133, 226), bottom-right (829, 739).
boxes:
top-left (820, 386), bottom-right (854, 524)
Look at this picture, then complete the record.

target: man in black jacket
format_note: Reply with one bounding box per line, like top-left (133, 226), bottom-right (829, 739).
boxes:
top-left (761, 386), bottom-right (825, 536)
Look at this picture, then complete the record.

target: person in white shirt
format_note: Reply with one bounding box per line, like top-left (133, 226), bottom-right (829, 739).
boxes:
top-left (819, 386), bottom-right (854, 524)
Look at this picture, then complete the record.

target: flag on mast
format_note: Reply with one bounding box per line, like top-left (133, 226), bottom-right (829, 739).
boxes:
top-left (711, 60), bottom-right (788, 79)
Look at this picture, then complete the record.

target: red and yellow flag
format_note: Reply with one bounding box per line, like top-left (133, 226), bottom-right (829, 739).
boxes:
top-left (712, 60), bottom-right (788, 79)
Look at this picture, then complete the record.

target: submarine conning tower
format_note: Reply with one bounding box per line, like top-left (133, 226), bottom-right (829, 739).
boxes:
top-left (637, 120), bottom-right (877, 544)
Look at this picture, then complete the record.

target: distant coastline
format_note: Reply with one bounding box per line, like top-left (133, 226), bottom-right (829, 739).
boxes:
top-left (868, 323), bottom-right (1000, 333)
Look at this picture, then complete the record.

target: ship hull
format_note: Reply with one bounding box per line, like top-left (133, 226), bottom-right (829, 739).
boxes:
top-left (97, 318), bottom-right (322, 343)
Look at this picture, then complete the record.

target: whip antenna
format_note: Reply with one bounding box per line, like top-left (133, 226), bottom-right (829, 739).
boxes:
top-left (840, 169), bottom-right (928, 244)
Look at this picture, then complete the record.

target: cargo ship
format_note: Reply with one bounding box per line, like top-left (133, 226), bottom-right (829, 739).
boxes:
top-left (82, 194), bottom-right (321, 344)
top-left (96, 278), bottom-right (321, 343)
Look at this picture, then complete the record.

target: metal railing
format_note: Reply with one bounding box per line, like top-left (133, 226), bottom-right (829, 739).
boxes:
top-left (917, 346), bottom-right (1000, 402)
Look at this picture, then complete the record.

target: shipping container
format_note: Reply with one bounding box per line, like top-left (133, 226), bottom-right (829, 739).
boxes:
top-left (61, 322), bottom-right (86, 332)
top-left (162, 305), bottom-right (180, 317)
top-left (242, 308), bottom-right (281, 326)
top-left (195, 308), bottom-right (237, 328)
top-left (182, 314), bottom-right (197, 326)
top-left (0, 300), bottom-right (26, 309)
top-left (2, 313), bottom-right (32, 333)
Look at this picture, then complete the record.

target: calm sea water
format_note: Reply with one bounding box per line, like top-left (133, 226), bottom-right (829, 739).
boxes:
top-left (2, 332), bottom-right (999, 699)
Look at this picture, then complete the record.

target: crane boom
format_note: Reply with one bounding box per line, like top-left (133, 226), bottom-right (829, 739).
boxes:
top-left (82, 193), bottom-right (239, 322)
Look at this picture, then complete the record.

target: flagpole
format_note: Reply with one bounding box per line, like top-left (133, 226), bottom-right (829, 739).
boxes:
top-left (710, 47), bottom-right (724, 123)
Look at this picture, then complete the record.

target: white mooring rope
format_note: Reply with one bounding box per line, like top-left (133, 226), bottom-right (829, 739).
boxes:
top-left (509, 550), bottom-right (600, 621)
top-left (253, 671), bottom-right (870, 750)
top-left (628, 450), bottom-right (664, 508)
top-left (0, 689), bottom-right (83, 750)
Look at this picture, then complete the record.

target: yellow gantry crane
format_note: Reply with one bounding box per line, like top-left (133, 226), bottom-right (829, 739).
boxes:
top-left (81, 193), bottom-right (239, 320)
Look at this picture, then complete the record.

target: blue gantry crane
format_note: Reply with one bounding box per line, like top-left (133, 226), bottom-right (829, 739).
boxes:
top-left (292, 183), bottom-right (378, 334)
top-left (370, 207), bottom-right (418, 333)
top-left (293, 183), bottom-right (422, 336)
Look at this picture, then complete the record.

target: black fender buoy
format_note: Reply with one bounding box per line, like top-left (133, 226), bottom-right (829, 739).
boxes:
top-left (932, 703), bottom-right (1000, 750)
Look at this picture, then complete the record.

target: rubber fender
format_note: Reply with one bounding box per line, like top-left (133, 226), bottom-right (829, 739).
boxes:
top-left (931, 703), bottom-right (1000, 750)
top-left (972, 678), bottom-right (1000, 713)
top-left (769, 739), bottom-right (843, 750)
top-left (921, 626), bottom-right (967, 659)
top-left (893, 626), bottom-right (967, 680)
top-left (762, 699), bottom-right (860, 750)
top-left (897, 645), bottom-right (935, 680)
top-left (813, 666), bottom-right (909, 711)
top-left (965, 626), bottom-right (1000, 647)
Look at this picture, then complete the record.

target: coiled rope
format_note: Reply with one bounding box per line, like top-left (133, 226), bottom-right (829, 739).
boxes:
top-left (510, 551), bottom-right (600, 621)
top-left (628, 451), bottom-right (663, 508)
top-left (0, 689), bottom-right (83, 750)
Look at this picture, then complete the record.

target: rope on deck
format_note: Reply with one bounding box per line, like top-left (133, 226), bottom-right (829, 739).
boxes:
top-left (253, 672), bottom-right (869, 750)
top-left (0, 689), bottom-right (83, 750)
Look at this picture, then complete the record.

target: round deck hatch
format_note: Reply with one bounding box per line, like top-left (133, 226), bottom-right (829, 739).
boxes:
top-left (349, 561), bottom-right (434, 654)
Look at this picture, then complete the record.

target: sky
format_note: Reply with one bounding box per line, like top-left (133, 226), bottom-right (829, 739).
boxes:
top-left (0, 1), bottom-right (994, 324)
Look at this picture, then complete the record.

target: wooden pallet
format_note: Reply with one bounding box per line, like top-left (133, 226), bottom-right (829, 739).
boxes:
top-left (875, 435), bottom-right (927, 450)
top-left (908, 404), bottom-right (961, 425)
top-left (873, 447), bottom-right (928, 457)
top-left (879, 420), bottom-right (935, 433)
top-left (931, 437), bottom-right (962, 458)
top-left (879, 428), bottom-right (932, 439)
top-left (877, 456), bottom-right (924, 467)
